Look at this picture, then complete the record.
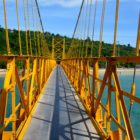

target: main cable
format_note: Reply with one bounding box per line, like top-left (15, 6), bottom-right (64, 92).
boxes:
top-left (72, 0), bottom-right (85, 39)
top-left (35, 0), bottom-right (45, 34)
top-left (67, 0), bottom-right (85, 58)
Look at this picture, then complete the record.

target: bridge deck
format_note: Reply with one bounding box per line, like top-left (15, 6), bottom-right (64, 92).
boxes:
top-left (23, 65), bottom-right (100, 140)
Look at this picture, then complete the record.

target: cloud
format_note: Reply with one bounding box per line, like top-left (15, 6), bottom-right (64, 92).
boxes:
top-left (1, 0), bottom-right (140, 9)
top-left (40, 0), bottom-right (140, 7)
top-left (2, 0), bottom-right (82, 8)
top-left (44, 0), bottom-right (82, 8)
top-left (2, 0), bottom-right (113, 8)
top-left (40, 0), bottom-right (111, 8)
top-left (3, 0), bottom-right (140, 9)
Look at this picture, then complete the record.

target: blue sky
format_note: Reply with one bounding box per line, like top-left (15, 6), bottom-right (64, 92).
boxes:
top-left (0, 0), bottom-right (139, 47)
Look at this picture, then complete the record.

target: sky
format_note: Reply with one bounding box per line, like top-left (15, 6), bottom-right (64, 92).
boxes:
top-left (0, 0), bottom-right (140, 47)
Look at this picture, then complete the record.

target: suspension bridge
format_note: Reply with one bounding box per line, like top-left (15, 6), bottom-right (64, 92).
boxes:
top-left (0, 0), bottom-right (140, 140)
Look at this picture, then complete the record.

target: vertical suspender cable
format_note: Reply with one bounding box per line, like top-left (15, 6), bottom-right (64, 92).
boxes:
top-left (86, 0), bottom-right (93, 57)
top-left (91, 0), bottom-right (97, 57)
top-left (3, 0), bottom-right (11, 55)
top-left (112, 0), bottom-right (119, 57)
top-left (32, 0), bottom-right (37, 54)
top-left (27, 0), bottom-right (32, 55)
top-left (35, 0), bottom-right (45, 34)
top-left (35, 0), bottom-right (47, 56)
top-left (86, 0), bottom-right (92, 57)
top-left (129, 65), bottom-right (136, 118)
top-left (23, 0), bottom-right (29, 55)
top-left (82, 0), bottom-right (89, 57)
top-left (129, 14), bottom-right (140, 118)
top-left (98, 0), bottom-right (106, 57)
top-left (68, 0), bottom-right (85, 58)
top-left (79, 7), bottom-right (84, 58)
top-left (71, 0), bottom-right (85, 40)
top-left (136, 13), bottom-right (140, 57)
top-left (16, 0), bottom-right (22, 56)
top-left (35, 7), bottom-right (40, 56)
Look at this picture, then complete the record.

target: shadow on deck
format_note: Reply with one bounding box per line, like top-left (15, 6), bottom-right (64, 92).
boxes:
top-left (23, 65), bottom-right (100, 140)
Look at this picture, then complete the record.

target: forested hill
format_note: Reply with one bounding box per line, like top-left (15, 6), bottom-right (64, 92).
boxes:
top-left (0, 26), bottom-right (136, 58)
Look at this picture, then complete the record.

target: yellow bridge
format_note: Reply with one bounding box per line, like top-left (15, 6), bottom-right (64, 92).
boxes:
top-left (0, 0), bottom-right (140, 140)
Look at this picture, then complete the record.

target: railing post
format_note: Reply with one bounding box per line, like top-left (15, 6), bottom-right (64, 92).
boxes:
top-left (11, 58), bottom-right (16, 139)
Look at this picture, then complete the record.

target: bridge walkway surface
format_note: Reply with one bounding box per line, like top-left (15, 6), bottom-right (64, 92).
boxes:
top-left (23, 65), bottom-right (100, 140)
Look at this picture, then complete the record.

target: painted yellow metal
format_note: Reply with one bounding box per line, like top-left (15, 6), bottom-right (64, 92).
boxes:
top-left (17, 77), bottom-right (51, 140)
top-left (26, 0), bottom-right (33, 56)
top-left (61, 56), bottom-right (140, 140)
top-left (16, 0), bottom-right (22, 56)
top-left (136, 13), bottom-right (140, 56)
top-left (0, 56), bottom-right (56, 140)
top-left (23, 0), bottom-right (29, 55)
top-left (0, 0), bottom-right (54, 139)
top-left (91, 0), bottom-right (97, 57)
top-left (1, 0), bottom-right (140, 139)
top-left (86, 0), bottom-right (92, 57)
top-left (3, 0), bottom-right (10, 55)
top-left (52, 37), bottom-right (65, 63)
top-left (112, 0), bottom-right (119, 57)
top-left (32, 0), bottom-right (37, 55)
top-left (98, 0), bottom-right (106, 57)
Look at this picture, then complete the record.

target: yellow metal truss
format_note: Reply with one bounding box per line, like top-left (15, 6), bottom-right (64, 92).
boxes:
top-left (61, 56), bottom-right (140, 140)
top-left (0, 56), bottom-right (56, 140)
top-left (52, 37), bottom-right (65, 63)
top-left (0, 0), bottom-right (140, 139)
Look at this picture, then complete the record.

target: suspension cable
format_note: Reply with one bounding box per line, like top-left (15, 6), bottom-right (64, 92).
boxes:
top-left (67, 0), bottom-right (85, 58)
top-left (98, 0), bottom-right (106, 57)
top-left (129, 14), bottom-right (140, 117)
top-left (23, 0), bottom-right (29, 55)
top-left (3, 0), bottom-right (11, 55)
top-left (35, 0), bottom-right (50, 56)
top-left (35, 0), bottom-right (45, 34)
top-left (79, 7), bottom-right (84, 57)
top-left (73, 0), bottom-right (85, 39)
top-left (35, 7), bottom-right (41, 56)
top-left (129, 65), bottom-right (136, 118)
top-left (82, 0), bottom-right (89, 57)
top-left (86, 0), bottom-right (93, 57)
top-left (136, 13), bottom-right (140, 57)
top-left (112, 0), bottom-right (119, 57)
top-left (32, 0), bottom-right (37, 54)
top-left (26, 0), bottom-right (32, 55)
top-left (16, 0), bottom-right (22, 56)
top-left (80, 3), bottom-right (86, 58)
top-left (91, 0), bottom-right (97, 57)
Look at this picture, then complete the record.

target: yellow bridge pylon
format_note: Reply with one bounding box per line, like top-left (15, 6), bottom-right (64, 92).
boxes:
top-left (52, 36), bottom-right (65, 63)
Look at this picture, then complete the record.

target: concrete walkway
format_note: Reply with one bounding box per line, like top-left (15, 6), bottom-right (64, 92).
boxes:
top-left (23, 65), bottom-right (100, 140)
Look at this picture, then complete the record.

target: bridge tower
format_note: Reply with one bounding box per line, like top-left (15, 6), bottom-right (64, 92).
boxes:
top-left (52, 36), bottom-right (65, 63)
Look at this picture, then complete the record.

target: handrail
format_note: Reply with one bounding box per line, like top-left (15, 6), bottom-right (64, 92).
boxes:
top-left (61, 57), bottom-right (140, 140)
top-left (0, 56), bottom-right (56, 139)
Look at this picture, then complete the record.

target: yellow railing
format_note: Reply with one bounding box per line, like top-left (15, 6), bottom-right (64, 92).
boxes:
top-left (0, 0), bottom-right (56, 139)
top-left (62, 1), bottom-right (140, 139)
top-left (0, 56), bottom-right (56, 140)
top-left (61, 56), bottom-right (140, 140)
top-left (0, 0), bottom-right (140, 139)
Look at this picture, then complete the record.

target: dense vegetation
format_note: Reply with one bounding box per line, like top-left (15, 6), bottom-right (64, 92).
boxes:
top-left (0, 26), bottom-right (136, 68)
